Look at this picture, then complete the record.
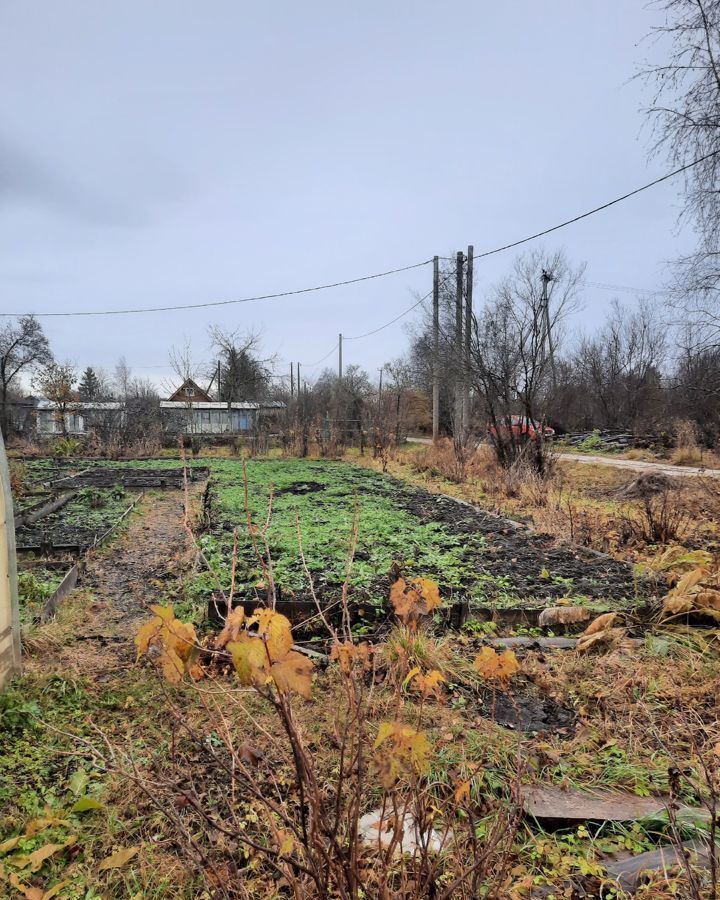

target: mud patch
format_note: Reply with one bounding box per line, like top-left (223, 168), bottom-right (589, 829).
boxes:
top-left (477, 681), bottom-right (575, 735)
top-left (275, 481), bottom-right (326, 496)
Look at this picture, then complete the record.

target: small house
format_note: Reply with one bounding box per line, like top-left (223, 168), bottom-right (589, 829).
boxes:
top-left (160, 380), bottom-right (285, 434)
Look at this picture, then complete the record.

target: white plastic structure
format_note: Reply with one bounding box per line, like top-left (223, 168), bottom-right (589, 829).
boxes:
top-left (0, 429), bottom-right (21, 688)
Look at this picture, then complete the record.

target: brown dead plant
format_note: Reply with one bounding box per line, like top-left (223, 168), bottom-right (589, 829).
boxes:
top-left (73, 454), bottom-right (525, 899)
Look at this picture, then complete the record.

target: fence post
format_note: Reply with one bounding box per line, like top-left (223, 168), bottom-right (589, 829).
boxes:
top-left (0, 429), bottom-right (21, 688)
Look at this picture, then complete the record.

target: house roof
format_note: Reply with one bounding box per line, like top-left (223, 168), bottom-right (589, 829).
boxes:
top-left (35, 401), bottom-right (123, 410)
top-left (160, 401), bottom-right (285, 410)
top-left (167, 378), bottom-right (213, 403)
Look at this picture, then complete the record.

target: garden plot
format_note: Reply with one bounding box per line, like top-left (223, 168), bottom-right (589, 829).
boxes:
top-left (182, 459), bottom-right (644, 628)
top-left (15, 487), bottom-right (136, 554)
top-left (14, 486), bottom-right (141, 624)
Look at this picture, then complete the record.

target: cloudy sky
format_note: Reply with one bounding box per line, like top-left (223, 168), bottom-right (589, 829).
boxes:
top-left (0, 1), bottom-right (692, 392)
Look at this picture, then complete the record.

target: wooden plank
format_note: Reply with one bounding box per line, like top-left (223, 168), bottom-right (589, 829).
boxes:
top-left (14, 491), bottom-right (76, 528)
top-left (41, 562), bottom-right (81, 622)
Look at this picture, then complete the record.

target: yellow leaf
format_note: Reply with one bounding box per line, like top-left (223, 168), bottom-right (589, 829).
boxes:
top-left (271, 651), bottom-right (314, 699)
top-left (454, 780), bottom-right (471, 804)
top-left (402, 666), bottom-right (421, 689)
top-left (407, 668), bottom-right (446, 699)
top-left (148, 604), bottom-right (174, 621)
top-left (228, 634), bottom-right (270, 686)
top-left (278, 832), bottom-right (295, 859)
top-left (136, 607), bottom-right (197, 682)
top-left (97, 846), bottom-right (140, 872)
top-left (374, 721), bottom-right (397, 750)
top-left (373, 721), bottom-right (431, 787)
top-left (413, 577), bottom-right (441, 614)
top-left (252, 609), bottom-right (293, 662)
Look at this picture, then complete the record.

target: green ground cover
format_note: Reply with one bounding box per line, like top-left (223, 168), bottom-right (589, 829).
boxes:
top-left (191, 458), bottom-right (478, 609)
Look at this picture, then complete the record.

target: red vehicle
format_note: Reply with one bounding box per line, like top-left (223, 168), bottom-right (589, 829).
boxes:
top-left (489, 415), bottom-right (555, 442)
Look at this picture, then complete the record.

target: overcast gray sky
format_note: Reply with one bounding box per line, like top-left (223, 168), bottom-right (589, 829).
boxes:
top-left (0, 1), bottom-right (692, 392)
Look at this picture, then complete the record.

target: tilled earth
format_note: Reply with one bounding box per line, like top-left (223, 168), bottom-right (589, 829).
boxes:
top-left (388, 477), bottom-right (644, 605)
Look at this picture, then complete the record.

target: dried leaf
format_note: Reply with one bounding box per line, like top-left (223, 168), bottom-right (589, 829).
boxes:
top-left (8, 873), bottom-right (44, 900)
top-left (271, 651), bottom-right (314, 699)
top-left (27, 842), bottom-right (71, 873)
top-left (330, 641), bottom-right (372, 674)
top-left (390, 577), bottom-right (441, 625)
top-left (41, 882), bottom-right (69, 900)
top-left (97, 846), bottom-right (140, 872)
top-left (215, 606), bottom-right (245, 649)
top-left (576, 628), bottom-right (623, 653)
top-left (583, 612), bottom-right (618, 636)
top-left (473, 647), bottom-right (519, 685)
top-left (0, 836), bottom-right (21, 854)
top-left (238, 743), bottom-right (264, 767)
top-left (24, 817), bottom-right (70, 838)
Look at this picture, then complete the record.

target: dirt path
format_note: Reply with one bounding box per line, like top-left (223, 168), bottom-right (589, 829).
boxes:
top-left (555, 451), bottom-right (720, 477)
top-left (406, 437), bottom-right (720, 478)
top-left (40, 490), bottom-right (189, 680)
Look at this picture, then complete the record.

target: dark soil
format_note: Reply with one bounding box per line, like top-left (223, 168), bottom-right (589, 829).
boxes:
top-left (275, 481), bottom-right (326, 496)
top-left (480, 684), bottom-right (576, 735)
top-left (387, 479), bottom-right (644, 604)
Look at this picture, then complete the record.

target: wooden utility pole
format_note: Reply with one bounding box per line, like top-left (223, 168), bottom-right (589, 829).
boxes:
top-left (541, 269), bottom-right (557, 392)
top-left (378, 367), bottom-right (383, 399)
top-left (290, 363), bottom-right (294, 398)
top-left (432, 256), bottom-right (440, 443)
top-left (338, 334), bottom-right (343, 379)
top-left (463, 245), bottom-right (473, 432)
top-left (454, 251), bottom-right (464, 432)
top-left (297, 362), bottom-right (301, 395)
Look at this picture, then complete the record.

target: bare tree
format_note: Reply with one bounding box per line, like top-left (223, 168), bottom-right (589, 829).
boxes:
top-left (470, 249), bottom-right (584, 471)
top-left (209, 327), bottom-right (272, 402)
top-left (574, 298), bottom-right (667, 431)
top-left (642, 0), bottom-right (720, 344)
top-left (34, 361), bottom-right (77, 436)
top-left (0, 315), bottom-right (52, 437)
top-left (114, 357), bottom-right (133, 401)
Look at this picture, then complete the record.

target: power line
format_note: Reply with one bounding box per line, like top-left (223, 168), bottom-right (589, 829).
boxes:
top-left (3, 151), bottom-right (714, 321)
top-left (469, 151), bottom-right (719, 262)
top-left (345, 291), bottom-right (431, 340)
top-left (2, 259), bottom-right (433, 319)
top-left (300, 342), bottom-right (339, 368)
top-left (583, 280), bottom-right (673, 297)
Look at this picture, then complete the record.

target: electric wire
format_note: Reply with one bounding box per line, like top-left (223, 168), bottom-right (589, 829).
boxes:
top-left (3, 151), bottom-right (714, 320)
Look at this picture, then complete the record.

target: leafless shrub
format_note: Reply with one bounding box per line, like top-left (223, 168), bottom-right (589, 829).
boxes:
top-left (633, 488), bottom-right (691, 544)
